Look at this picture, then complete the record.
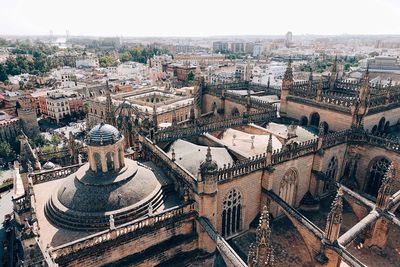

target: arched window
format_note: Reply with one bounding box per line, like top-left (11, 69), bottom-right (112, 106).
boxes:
top-left (300, 116), bottom-right (308, 126)
top-left (222, 189), bottom-right (242, 238)
top-left (372, 125), bottom-right (378, 134)
top-left (279, 168), bottom-right (298, 207)
top-left (118, 148), bottom-right (124, 168)
top-left (378, 117), bottom-right (386, 132)
top-left (94, 153), bottom-right (102, 172)
top-left (324, 157), bottom-right (337, 193)
top-left (106, 152), bottom-right (114, 171)
top-left (366, 157), bottom-right (391, 196)
top-left (309, 112), bottom-right (320, 127)
top-left (320, 121), bottom-right (329, 134)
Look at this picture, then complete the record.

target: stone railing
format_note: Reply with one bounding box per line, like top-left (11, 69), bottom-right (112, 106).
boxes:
top-left (287, 95), bottom-right (352, 113)
top-left (350, 131), bottom-right (400, 153)
top-left (30, 163), bottom-right (84, 185)
top-left (12, 193), bottom-right (31, 213)
top-left (213, 155), bottom-right (267, 182)
top-left (197, 217), bottom-right (247, 267)
top-left (141, 137), bottom-right (198, 189)
top-left (322, 129), bottom-right (352, 148)
top-left (204, 81), bottom-right (280, 96)
top-left (49, 202), bottom-right (196, 259)
top-left (154, 110), bottom-right (276, 143)
top-left (271, 139), bottom-right (318, 164)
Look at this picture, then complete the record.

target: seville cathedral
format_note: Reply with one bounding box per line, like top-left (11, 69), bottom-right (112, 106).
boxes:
top-left (11, 59), bottom-right (400, 267)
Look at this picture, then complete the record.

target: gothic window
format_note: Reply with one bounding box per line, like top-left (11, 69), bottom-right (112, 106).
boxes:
top-left (323, 157), bottom-right (337, 193)
top-left (222, 189), bottom-right (242, 238)
top-left (309, 112), bottom-right (320, 127)
top-left (106, 152), bottom-right (114, 171)
top-left (300, 116), bottom-right (308, 126)
top-left (378, 117), bottom-right (386, 132)
top-left (94, 153), bottom-right (102, 172)
top-left (366, 157), bottom-right (391, 197)
top-left (320, 121), bottom-right (329, 134)
top-left (279, 168), bottom-right (298, 207)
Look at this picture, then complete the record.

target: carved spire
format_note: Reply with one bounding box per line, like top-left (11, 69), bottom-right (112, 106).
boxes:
top-left (152, 105), bottom-right (158, 131)
top-left (324, 187), bottom-right (343, 242)
top-left (376, 163), bottom-right (395, 209)
top-left (330, 55), bottom-right (338, 90)
top-left (283, 59), bottom-right (293, 81)
top-left (105, 80), bottom-right (114, 125)
top-left (267, 134), bottom-right (273, 153)
top-left (200, 146), bottom-right (218, 174)
top-left (332, 55), bottom-right (337, 73)
top-left (248, 206), bottom-right (275, 267)
top-left (206, 146), bottom-right (212, 162)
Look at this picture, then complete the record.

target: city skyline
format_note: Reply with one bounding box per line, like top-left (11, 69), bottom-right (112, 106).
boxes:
top-left (1, 0), bottom-right (400, 37)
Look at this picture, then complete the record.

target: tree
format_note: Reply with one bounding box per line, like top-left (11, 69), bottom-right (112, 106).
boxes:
top-left (0, 64), bottom-right (8, 82)
top-left (51, 134), bottom-right (62, 148)
top-left (119, 51), bottom-right (131, 62)
top-left (0, 142), bottom-right (16, 162)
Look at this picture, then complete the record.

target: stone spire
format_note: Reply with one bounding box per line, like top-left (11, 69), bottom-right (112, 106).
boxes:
top-left (248, 206), bottom-right (275, 267)
top-left (280, 59), bottom-right (293, 116)
top-left (330, 55), bottom-right (338, 90)
top-left (324, 187), bottom-right (343, 242)
top-left (105, 80), bottom-right (115, 125)
top-left (376, 163), bottom-right (394, 209)
top-left (199, 146), bottom-right (218, 174)
top-left (266, 134), bottom-right (273, 165)
top-left (283, 59), bottom-right (293, 81)
top-left (152, 105), bottom-right (158, 131)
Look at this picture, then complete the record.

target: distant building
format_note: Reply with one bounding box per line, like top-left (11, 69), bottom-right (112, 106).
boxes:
top-left (285, 31), bottom-right (293, 48)
top-left (212, 41), bottom-right (229, 53)
top-left (76, 55), bottom-right (99, 68)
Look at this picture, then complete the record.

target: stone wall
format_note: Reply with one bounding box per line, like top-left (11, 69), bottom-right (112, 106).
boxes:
top-left (285, 100), bottom-right (352, 131)
top-left (351, 145), bottom-right (400, 191)
top-left (53, 213), bottom-right (198, 266)
top-left (216, 170), bottom-right (263, 235)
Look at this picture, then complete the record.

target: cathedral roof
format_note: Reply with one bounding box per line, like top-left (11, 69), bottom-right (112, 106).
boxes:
top-left (87, 122), bottom-right (121, 146)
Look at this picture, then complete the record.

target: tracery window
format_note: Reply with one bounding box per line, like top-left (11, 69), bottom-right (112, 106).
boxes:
top-left (366, 157), bottom-right (391, 196)
top-left (222, 189), bottom-right (242, 238)
top-left (279, 168), bottom-right (298, 207)
top-left (323, 157), bottom-right (337, 193)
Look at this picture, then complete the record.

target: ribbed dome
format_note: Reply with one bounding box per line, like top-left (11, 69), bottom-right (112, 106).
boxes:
top-left (87, 123), bottom-right (121, 146)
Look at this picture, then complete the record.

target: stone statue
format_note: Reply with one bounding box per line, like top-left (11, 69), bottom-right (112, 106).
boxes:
top-left (109, 214), bottom-right (115, 230)
top-left (78, 154), bottom-right (83, 164)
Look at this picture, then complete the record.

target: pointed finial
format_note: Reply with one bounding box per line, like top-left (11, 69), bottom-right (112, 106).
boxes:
top-left (171, 148), bottom-right (176, 162)
top-left (378, 163), bottom-right (394, 196)
top-left (206, 146), bottom-right (212, 162)
top-left (328, 187), bottom-right (343, 224)
top-left (267, 134), bottom-right (273, 153)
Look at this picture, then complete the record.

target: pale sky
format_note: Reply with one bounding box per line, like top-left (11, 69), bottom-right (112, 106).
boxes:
top-left (0, 0), bottom-right (399, 37)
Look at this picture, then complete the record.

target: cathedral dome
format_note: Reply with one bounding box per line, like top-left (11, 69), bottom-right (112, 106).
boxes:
top-left (87, 122), bottom-right (121, 146)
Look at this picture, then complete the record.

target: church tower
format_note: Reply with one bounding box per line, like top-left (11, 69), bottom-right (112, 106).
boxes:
top-left (280, 59), bottom-right (293, 116)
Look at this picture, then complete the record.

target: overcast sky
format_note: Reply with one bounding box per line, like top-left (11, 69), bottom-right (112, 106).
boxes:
top-left (1, 0), bottom-right (399, 37)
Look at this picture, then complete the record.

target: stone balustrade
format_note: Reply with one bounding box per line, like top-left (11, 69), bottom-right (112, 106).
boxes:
top-left (142, 137), bottom-right (198, 189)
top-left (271, 139), bottom-right (318, 164)
top-left (30, 164), bottom-right (84, 185)
top-left (48, 203), bottom-right (196, 259)
top-left (154, 110), bottom-right (276, 143)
